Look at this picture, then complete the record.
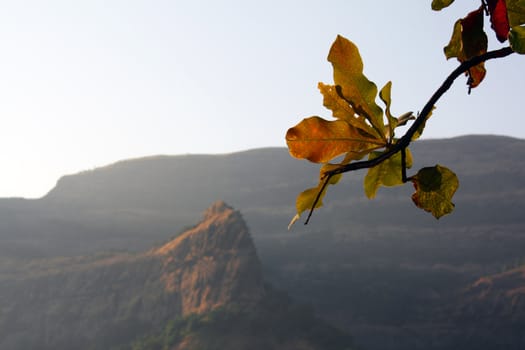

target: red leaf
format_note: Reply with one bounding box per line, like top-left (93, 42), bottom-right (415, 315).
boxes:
top-left (487, 0), bottom-right (510, 42)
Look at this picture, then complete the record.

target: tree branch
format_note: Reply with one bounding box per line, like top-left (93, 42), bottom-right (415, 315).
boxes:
top-left (304, 46), bottom-right (515, 224)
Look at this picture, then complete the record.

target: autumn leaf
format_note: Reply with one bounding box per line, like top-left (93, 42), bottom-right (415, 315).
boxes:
top-left (431, 0), bottom-right (455, 11)
top-left (328, 35), bottom-right (386, 141)
top-left (444, 7), bottom-right (488, 88)
top-left (507, 0), bottom-right (525, 27)
top-left (487, 0), bottom-right (511, 42)
top-left (411, 165), bottom-right (459, 219)
top-left (364, 149), bottom-right (413, 199)
top-left (318, 82), bottom-right (380, 139)
top-left (509, 25), bottom-right (525, 53)
top-left (286, 116), bottom-right (383, 163)
top-left (379, 81), bottom-right (414, 141)
top-left (507, 0), bottom-right (525, 53)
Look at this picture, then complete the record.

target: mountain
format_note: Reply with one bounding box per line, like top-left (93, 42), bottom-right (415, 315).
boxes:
top-left (1, 135), bottom-right (525, 349)
top-left (0, 201), bottom-right (353, 350)
top-left (1, 135), bottom-right (524, 259)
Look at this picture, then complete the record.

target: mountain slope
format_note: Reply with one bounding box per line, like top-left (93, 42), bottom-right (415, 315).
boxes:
top-left (0, 202), bottom-right (353, 350)
top-left (0, 202), bottom-right (264, 349)
top-left (1, 135), bottom-right (524, 258)
top-left (1, 135), bottom-right (525, 350)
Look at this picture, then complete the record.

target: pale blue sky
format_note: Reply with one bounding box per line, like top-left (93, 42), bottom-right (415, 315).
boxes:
top-left (1, 1), bottom-right (524, 198)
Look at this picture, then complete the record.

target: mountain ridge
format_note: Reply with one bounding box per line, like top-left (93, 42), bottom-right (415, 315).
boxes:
top-left (0, 201), bottom-right (354, 350)
top-left (1, 134), bottom-right (524, 349)
top-left (0, 201), bottom-right (265, 349)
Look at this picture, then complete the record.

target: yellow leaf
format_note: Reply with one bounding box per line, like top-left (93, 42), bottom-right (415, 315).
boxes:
top-left (328, 35), bottom-right (386, 140)
top-left (318, 83), bottom-right (380, 139)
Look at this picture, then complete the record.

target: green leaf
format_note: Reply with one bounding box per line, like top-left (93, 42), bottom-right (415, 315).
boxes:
top-left (379, 81), bottom-right (414, 141)
top-left (364, 149), bottom-right (413, 199)
top-left (410, 165), bottom-right (459, 219)
top-left (379, 81), bottom-right (397, 141)
top-left (328, 35), bottom-right (386, 141)
top-left (432, 0), bottom-right (455, 11)
top-left (507, 0), bottom-right (525, 27)
top-left (509, 25), bottom-right (525, 53)
top-left (444, 20), bottom-right (463, 59)
top-left (286, 116), bottom-right (383, 163)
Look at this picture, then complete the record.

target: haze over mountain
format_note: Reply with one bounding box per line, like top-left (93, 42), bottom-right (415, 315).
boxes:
top-left (0, 201), bottom-right (353, 350)
top-left (1, 135), bottom-right (524, 349)
top-left (1, 135), bottom-right (524, 259)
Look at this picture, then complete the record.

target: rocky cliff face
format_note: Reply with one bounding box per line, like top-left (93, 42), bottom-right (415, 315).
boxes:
top-left (0, 201), bottom-right (265, 350)
top-left (153, 201), bottom-right (264, 315)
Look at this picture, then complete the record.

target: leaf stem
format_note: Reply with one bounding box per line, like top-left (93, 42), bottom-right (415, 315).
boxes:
top-left (304, 174), bottom-right (332, 225)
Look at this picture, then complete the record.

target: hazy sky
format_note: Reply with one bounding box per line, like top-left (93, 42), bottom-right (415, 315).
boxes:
top-left (1, 1), bottom-right (524, 198)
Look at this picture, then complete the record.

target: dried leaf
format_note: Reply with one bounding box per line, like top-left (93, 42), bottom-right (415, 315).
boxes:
top-left (444, 7), bottom-right (488, 88)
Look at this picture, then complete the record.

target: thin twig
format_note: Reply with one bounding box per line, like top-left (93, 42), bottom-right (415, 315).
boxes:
top-left (305, 46), bottom-right (514, 223)
top-left (304, 174), bottom-right (332, 225)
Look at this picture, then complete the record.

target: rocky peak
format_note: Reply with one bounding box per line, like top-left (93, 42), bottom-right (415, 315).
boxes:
top-left (0, 202), bottom-right (265, 349)
top-left (202, 200), bottom-right (233, 219)
top-left (153, 201), bottom-right (264, 315)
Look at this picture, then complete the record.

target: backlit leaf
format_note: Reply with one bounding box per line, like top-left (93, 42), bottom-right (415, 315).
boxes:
top-left (379, 81), bottom-right (397, 141)
top-left (318, 82), bottom-right (379, 138)
top-left (444, 7), bottom-right (488, 88)
top-left (431, 0), bottom-right (455, 11)
top-left (288, 165), bottom-right (342, 229)
top-left (364, 149), bottom-right (413, 199)
top-left (507, 0), bottom-right (525, 27)
top-left (289, 184), bottom-right (325, 229)
top-left (328, 35), bottom-right (386, 141)
top-left (320, 163), bottom-right (344, 185)
top-left (411, 165), bottom-right (459, 219)
top-left (286, 116), bottom-right (383, 163)
top-left (487, 0), bottom-right (510, 42)
top-left (379, 81), bottom-right (414, 142)
top-left (444, 20), bottom-right (463, 59)
top-left (509, 25), bottom-right (525, 53)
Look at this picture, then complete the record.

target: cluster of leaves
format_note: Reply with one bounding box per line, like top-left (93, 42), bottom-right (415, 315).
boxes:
top-left (286, 0), bottom-right (524, 227)
top-left (435, 0), bottom-right (525, 89)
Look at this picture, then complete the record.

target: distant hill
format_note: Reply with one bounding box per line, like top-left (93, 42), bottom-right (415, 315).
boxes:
top-left (0, 202), bottom-right (353, 350)
top-left (1, 135), bottom-right (524, 258)
top-left (1, 135), bottom-right (525, 349)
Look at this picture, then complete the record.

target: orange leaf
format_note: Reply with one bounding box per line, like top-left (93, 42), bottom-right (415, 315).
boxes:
top-left (286, 116), bottom-right (382, 163)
